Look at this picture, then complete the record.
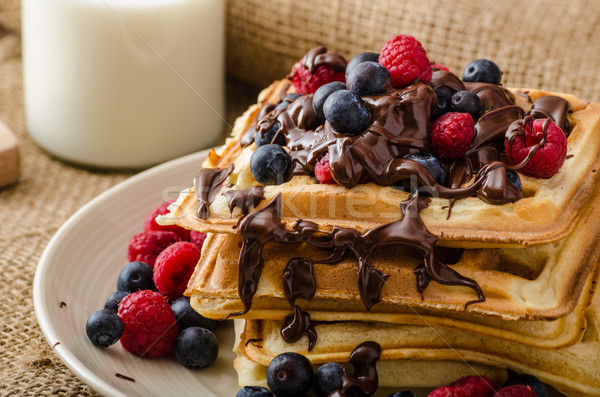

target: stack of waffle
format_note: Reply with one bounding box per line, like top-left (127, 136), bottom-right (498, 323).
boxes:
top-left (160, 78), bottom-right (600, 395)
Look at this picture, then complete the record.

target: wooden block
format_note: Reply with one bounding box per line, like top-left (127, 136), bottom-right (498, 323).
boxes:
top-left (0, 119), bottom-right (19, 188)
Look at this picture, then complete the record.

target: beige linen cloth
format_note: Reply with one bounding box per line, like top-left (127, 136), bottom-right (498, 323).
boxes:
top-left (0, 0), bottom-right (599, 395)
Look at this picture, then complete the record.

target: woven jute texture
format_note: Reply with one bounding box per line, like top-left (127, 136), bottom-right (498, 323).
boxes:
top-left (0, 0), bottom-right (598, 395)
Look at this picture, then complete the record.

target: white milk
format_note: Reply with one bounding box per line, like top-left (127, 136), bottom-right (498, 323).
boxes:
top-left (22, 0), bottom-right (225, 169)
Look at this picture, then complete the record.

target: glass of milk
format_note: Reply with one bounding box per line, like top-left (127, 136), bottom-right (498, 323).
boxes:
top-left (22, 0), bottom-right (225, 169)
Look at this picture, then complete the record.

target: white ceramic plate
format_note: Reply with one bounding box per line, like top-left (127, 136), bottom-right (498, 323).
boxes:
top-left (33, 150), bottom-right (240, 397)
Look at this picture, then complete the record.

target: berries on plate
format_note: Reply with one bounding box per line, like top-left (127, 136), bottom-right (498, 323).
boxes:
top-left (237, 386), bottom-right (274, 397)
top-left (173, 326), bottom-right (219, 369)
top-left (117, 261), bottom-right (156, 293)
top-left (323, 89), bottom-right (371, 135)
top-left (127, 230), bottom-right (181, 267)
top-left (288, 51), bottom-right (346, 95)
top-left (462, 59), bottom-right (502, 84)
top-left (86, 309), bottom-right (123, 347)
top-left (451, 90), bottom-right (483, 119)
top-left (313, 81), bottom-right (347, 122)
top-left (266, 352), bottom-right (315, 397)
top-left (379, 34), bottom-right (432, 88)
top-left (153, 241), bottom-right (201, 301)
top-left (314, 153), bottom-right (336, 185)
top-left (171, 296), bottom-right (217, 331)
top-left (314, 362), bottom-right (345, 397)
top-left (117, 290), bottom-right (178, 358)
top-left (346, 61), bottom-right (391, 96)
top-left (432, 87), bottom-right (453, 121)
top-left (402, 152), bottom-right (447, 188)
top-left (143, 200), bottom-right (190, 240)
top-left (250, 144), bottom-right (293, 186)
top-left (346, 51), bottom-right (380, 78)
top-left (432, 112), bottom-right (475, 159)
top-left (494, 385), bottom-right (538, 397)
top-left (503, 374), bottom-right (546, 397)
top-left (505, 118), bottom-right (567, 179)
top-left (104, 290), bottom-right (129, 312)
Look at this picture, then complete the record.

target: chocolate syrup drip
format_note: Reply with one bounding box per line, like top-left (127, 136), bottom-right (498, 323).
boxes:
top-left (332, 341), bottom-right (381, 397)
top-left (280, 305), bottom-right (317, 350)
top-left (241, 103), bottom-right (277, 148)
top-left (282, 257), bottom-right (316, 306)
top-left (529, 95), bottom-right (572, 134)
top-left (505, 116), bottom-right (551, 171)
top-left (224, 186), bottom-right (265, 217)
top-left (431, 69), bottom-right (466, 93)
top-left (296, 46), bottom-right (347, 74)
top-left (195, 165), bottom-right (233, 219)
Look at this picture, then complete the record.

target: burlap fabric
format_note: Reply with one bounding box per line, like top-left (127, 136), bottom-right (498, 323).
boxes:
top-left (0, 0), bottom-right (598, 395)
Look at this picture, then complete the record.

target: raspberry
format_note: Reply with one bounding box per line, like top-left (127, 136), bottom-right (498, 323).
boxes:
top-left (493, 385), bottom-right (537, 397)
top-left (428, 386), bottom-right (459, 397)
top-left (288, 61), bottom-right (345, 95)
top-left (314, 153), bottom-right (336, 184)
top-left (379, 34), bottom-right (432, 88)
top-left (117, 290), bottom-right (178, 358)
top-left (428, 375), bottom-right (498, 397)
top-left (505, 118), bottom-right (567, 179)
top-left (432, 112), bottom-right (475, 159)
top-left (153, 241), bottom-right (201, 301)
top-left (431, 63), bottom-right (452, 73)
top-left (189, 231), bottom-right (207, 252)
top-left (144, 201), bottom-right (190, 240)
top-left (127, 230), bottom-right (180, 267)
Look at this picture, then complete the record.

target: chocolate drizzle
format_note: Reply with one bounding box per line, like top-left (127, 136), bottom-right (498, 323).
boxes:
top-left (329, 341), bottom-right (381, 397)
top-left (280, 306), bottom-right (317, 350)
top-left (295, 46), bottom-right (347, 74)
top-left (195, 165), bottom-right (233, 219)
top-left (224, 186), bottom-right (265, 217)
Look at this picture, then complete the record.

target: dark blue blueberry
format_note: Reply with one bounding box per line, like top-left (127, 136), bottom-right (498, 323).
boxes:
top-left (506, 169), bottom-right (522, 190)
top-left (103, 290), bottom-right (129, 312)
top-left (250, 144), bottom-right (292, 185)
top-left (266, 352), bottom-right (314, 397)
top-left (451, 90), bottom-right (482, 119)
top-left (387, 392), bottom-right (417, 397)
top-left (313, 81), bottom-right (347, 122)
top-left (285, 93), bottom-right (302, 102)
top-left (171, 296), bottom-right (217, 331)
top-left (462, 59), bottom-right (502, 84)
top-left (274, 100), bottom-right (291, 112)
top-left (503, 374), bottom-right (547, 397)
top-left (402, 152), bottom-right (447, 187)
top-left (323, 90), bottom-right (370, 136)
top-left (174, 326), bottom-right (219, 369)
top-left (255, 121), bottom-right (285, 147)
top-left (86, 309), bottom-right (123, 347)
top-left (432, 87), bottom-right (453, 121)
top-left (314, 362), bottom-right (345, 397)
top-left (346, 61), bottom-right (391, 96)
top-left (116, 261), bottom-right (155, 293)
top-left (236, 386), bottom-right (273, 397)
top-left (346, 52), bottom-right (380, 79)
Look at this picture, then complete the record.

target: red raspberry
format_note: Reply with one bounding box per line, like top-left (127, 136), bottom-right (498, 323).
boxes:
top-left (314, 153), bottom-right (336, 184)
top-left (379, 34), bottom-right (432, 88)
top-left (288, 61), bottom-right (345, 95)
top-left (144, 200), bottom-right (190, 240)
top-left (432, 112), bottom-right (475, 159)
top-left (505, 118), bottom-right (567, 179)
top-left (493, 385), bottom-right (537, 397)
top-left (127, 230), bottom-right (180, 267)
top-left (189, 231), bottom-right (207, 251)
top-left (431, 63), bottom-right (452, 73)
top-left (153, 241), bottom-right (201, 301)
top-left (117, 290), bottom-right (178, 358)
top-left (428, 386), bottom-right (459, 397)
top-left (449, 375), bottom-right (497, 396)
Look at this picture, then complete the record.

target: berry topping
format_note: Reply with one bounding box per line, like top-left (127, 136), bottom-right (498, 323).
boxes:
top-left (127, 230), bottom-right (181, 267)
top-left (432, 112), bottom-right (475, 159)
top-left (506, 169), bottom-right (522, 190)
top-left (451, 90), bottom-right (483, 119)
top-left (117, 290), bottom-right (178, 358)
top-left (314, 153), bottom-right (336, 185)
top-left (462, 59), bottom-right (502, 84)
top-left (432, 87), bottom-right (453, 121)
top-left (171, 296), bottom-right (217, 331)
top-left (346, 51), bottom-right (380, 78)
top-left (428, 375), bottom-right (497, 397)
top-left (505, 118), bottom-right (567, 179)
top-left (237, 386), bottom-right (274, 397)
top-left (314, 362), bottom-right (345, 397)
top-left (313, 81), bottom-right (347, 122)
top-left (250, 144), bottom-right (293, 185)
top-left (323, 89), bottom-right (371, 135)
top-left (189, 230), bottom-right (207, 251)
top-left (266, 352), bottom-right (315, 397)
top-left (86, 309), bottom-right (123, 347)
top-left (346, 61), bottom-right (392, 96)
top-left (173, 326), bottom-right (219, 369)
top-left (143, 201), bottom-right (190, 240)
top-left (288, 47), bottom-right (346, 95)
top-left (117, 261), bottom-right (156, 293)
top-left (493, 385), bottom-right (538, 397)
top-left (153, 241), bottom-right (201, 301)
top-left (379, 34), bottom-right (432, 88)
top-left (431, 63), bottom-right (451, 73)
top-left (503, 374), bottom-right (546, 397)
top-left (104, 290), bottom-right (129, 312)
top-left (255, 120), bottom-right (285, 147)
top-left (402, 152), bottom-right (447, 187)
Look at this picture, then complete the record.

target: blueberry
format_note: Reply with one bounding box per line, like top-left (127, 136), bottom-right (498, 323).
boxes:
top-left (266, 352), bottom-right (314, 397)
top-left (274, 100), bottom-right (291, 112)
top-left (506, 169), bottom-right (522, 190)
top-left (462, 59), bottom-right (502, 84)
top-left (104, 290), bottom-right (129, 312)
top-left (503, 374), bottom-right (547, 397)
top-left (402, 152), bottom-right (447, 187)
top-left (174, 326), bottom-right (219, 369)
top-left (255, 121), bottom-right (286, 147)
top-left (346, 52), bottom-right (380, 79)
top-left (388, 392), bottom-right (417, 397)
top-left (250, 144), bottom-right (292, 185)
top-left (451, 90), bottom-right (482, 119)
top-left (314, 362), bottom-right (345, 397)
top-left (284, 93), bottom-right (302, 102)
top-left (313, 81), bottom-right (347, 122)
top-left (117, 261), bottom-right (155, 293)
top-left (86, 309), bottom-right (123, 347)
top-left (323, 90), bottom-right (370, 136)
top-left (432, 87), bottom-right (453, 121)
top-left (171, 296), bottom-right (217, 331)
top-left (346, 61), bottom-right (391, 96)
top-left (236, 386), bottom-right (274, 397)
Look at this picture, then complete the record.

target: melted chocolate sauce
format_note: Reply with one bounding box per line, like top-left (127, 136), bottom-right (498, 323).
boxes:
top-left (530, 95), bottom-right (571, 134)
top-left (224, 186), bottom-right (265, 217)
top-left (337, 341), bottom-right (381, 397)
top-left (295, 46), bottom-right (347, 74)
top-left (280, 305), bottom-right (317, 350)
top-left (195, 165), bottom-right (233, 219)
